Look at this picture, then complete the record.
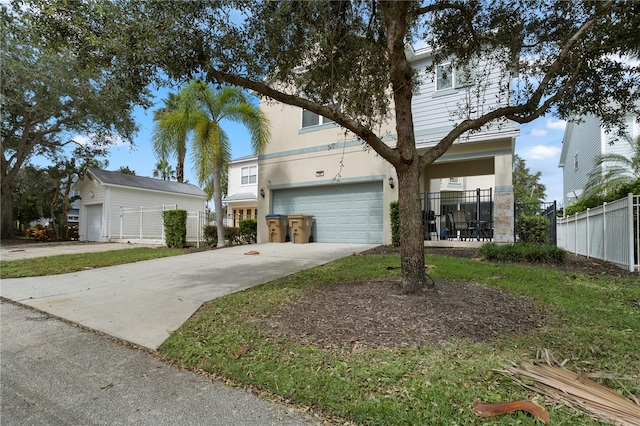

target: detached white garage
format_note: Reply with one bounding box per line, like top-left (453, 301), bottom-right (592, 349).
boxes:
top-left (272, 181), bottom-right (383, 244)
top-left (75, 168), bottom-right (207, 243)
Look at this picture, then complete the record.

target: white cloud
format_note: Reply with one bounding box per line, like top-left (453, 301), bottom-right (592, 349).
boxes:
top-left (72, 135), bottom-right (91, 146)
top-left (531, 128), bottom-right (547, 137)
top-left (546, 119), bottom-right (567, 130)
top-left (526, 144), bottom-right (561, 160)
top-left (72, 133), bottom-right (125, 147)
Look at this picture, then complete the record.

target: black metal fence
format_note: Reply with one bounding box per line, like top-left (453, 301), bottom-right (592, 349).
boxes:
top-left (514, 200), bottom-right (557, 245)
top-left (423, 188), bottom-right (494, 241)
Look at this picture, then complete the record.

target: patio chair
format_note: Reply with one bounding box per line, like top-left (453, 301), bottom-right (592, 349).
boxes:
top-left (451, 210), bottom-right (474, 240)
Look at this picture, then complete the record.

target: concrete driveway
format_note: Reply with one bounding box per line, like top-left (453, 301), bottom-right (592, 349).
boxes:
top-left (0, 242), bottom-right (375, 349)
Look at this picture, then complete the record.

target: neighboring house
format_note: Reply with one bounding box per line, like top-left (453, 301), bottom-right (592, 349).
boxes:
top-left (74, 168), bottom-right (207, 242)
top-left (559, 113), bottom-right (639, 206)
top-left (256, 46), bottom-right (519, 245)
top-left (223, 155), bottom-right (259, 227)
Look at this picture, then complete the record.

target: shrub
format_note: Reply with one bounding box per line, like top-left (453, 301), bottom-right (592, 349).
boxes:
top-left (203, 225), bottom-right (243, 246)
top-left (163, 210), bottom-right (187, 248)
top-left (480, 242), bottom-right (567, 263)
top-left (390, 201), bottom-right (400, 247)
top-left (239, 218), bottom-right (257, 244)
top-left (565, 178), bottom-right (640, 215)
top-left (516, 214), bottom-right (549, 244)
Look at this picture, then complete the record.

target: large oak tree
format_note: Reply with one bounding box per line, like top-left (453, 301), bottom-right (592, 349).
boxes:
top-left (31, 0), bottom-right (640, 291)
top-left (0, 1), bottom-right (150, 238)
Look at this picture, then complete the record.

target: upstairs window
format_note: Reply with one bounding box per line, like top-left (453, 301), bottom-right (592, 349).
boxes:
top-left (436, 63), bottom-right (454, 91)
top-left (241, 166), bottom-right (257, 185)
top-left (302, 109), bottom-right (335, 128)
top-left (436, 62), bottom-right (475, 92)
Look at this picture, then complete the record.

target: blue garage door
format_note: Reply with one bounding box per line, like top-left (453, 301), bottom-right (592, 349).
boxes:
top-left (272, 182), bottom-right (383, 243)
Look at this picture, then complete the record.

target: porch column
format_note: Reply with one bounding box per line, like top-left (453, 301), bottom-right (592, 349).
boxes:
top-left (493, 153), bottom-right (515, 243)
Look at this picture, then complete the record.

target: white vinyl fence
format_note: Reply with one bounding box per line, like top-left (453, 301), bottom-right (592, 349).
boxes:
top-left (108, 205), bottom-right (210, 247)
top-left (557, 193), bottom-right (639, 272)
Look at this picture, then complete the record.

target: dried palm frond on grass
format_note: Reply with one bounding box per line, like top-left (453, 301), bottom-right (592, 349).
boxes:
top-left (500, 350), bottom-right (640, 426)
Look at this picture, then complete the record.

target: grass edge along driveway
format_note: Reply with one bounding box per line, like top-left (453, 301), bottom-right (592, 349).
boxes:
top-left (0, 247), bottom-right (185, 278)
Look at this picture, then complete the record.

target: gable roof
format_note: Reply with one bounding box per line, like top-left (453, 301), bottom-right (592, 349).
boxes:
top-left (85, 168), bottom-right (207, 198)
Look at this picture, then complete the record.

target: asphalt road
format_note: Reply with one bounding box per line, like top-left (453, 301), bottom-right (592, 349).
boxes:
top-left (0, 301), bottom-right (315, 426)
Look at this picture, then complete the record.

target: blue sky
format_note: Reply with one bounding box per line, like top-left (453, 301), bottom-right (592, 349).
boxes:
top-left (100, 90), bottom-right (568, 205)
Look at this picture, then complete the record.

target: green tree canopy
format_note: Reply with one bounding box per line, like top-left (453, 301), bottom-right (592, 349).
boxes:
top-left (513, 155), bottom-right (547, 204)
top-left (115, 166), bottom-right (136, 175)
top-left (31, 0), bottom-right (640, 291)
top-left (0, 2), bottom-right (151, 238)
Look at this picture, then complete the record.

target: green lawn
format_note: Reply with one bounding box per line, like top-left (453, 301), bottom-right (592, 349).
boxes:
top-left (0, 247), bottom-right (185, 278)
top-left (160, 253), bottom-right (640, 425)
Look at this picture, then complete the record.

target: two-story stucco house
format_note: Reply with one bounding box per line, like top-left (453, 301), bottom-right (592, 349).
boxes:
top-left (223, 155), bottom-right (259, 227)
top-left (256, 46), bottom-right (519, 245)
top-left (559, 113), bottom-right (639, 206)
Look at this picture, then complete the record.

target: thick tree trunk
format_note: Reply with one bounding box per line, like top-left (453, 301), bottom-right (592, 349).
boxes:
top-left (397, 162), bottom-right (428, 293)
top-left (213, 162), bottom-right (225, 248)
top-left (1, 182), bottom-right (14, 239)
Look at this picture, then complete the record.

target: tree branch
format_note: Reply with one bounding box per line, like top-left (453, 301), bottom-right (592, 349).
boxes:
top-left (202, 64), bottom-right (398, 164)
top-left (415, 2), bottom-right (481, 48)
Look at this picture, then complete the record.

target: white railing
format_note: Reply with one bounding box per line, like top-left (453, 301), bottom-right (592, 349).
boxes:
top-left (108, 206), bottom-right (210, 247)
top-left (557, 193), bottom-right (639, 272)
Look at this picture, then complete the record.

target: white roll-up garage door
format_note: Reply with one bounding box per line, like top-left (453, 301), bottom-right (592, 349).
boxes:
top-left (271, 182), bottom-right (383, 243)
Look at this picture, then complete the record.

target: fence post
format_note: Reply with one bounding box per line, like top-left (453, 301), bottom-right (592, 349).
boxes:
top-left (628, 193), bottom-right (634, 272)
top-left (602, 202), bottom-right (607, 263)
top-left (574, 212), bottom-right (578, 255)
top-left (475, 188), bottom-right (481, 241)
top-left (586, 208), bottom-right (590, 259)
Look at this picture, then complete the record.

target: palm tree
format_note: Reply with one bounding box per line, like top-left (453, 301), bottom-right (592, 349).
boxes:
top-left (585, 133), bottom-right (640, 196)
top-left (152, 158), bottom-right (176, 181)
top-left (152, 92), bottom-right (188, 182)
top-left (155, 80), bottom-right (270, 247)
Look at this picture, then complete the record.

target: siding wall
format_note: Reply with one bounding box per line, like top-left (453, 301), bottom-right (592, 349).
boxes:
top-left (107, 189), bottom-right (205, 241)
top-left (562, 114), bottom-right (638, 206)
top-left (411, 55), bottom-right (519, 147)
top-left (562, 116), bottom-right (602, 206)
top-left (227, 158), bottom-right (258, 197)
top-left (603, 114), bottom-right (637, 159)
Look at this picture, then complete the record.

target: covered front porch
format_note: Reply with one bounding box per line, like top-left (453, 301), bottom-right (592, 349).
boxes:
top-left (418, 138), bottom-right (515, 245)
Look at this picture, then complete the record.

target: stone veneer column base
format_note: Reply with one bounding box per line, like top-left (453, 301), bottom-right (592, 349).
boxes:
top-left (493, 191), bottom-right (514, 243)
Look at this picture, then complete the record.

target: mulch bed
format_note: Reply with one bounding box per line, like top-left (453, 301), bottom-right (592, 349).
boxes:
top-left (262, 246), bottom-right (636, 350)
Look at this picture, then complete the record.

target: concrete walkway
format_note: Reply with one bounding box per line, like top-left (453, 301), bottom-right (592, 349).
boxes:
top-left (1, 242), bottom-right (375, 349)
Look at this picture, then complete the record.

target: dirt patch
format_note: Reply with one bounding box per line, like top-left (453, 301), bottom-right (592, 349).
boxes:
top-left (262, 246), bottom-right (635, 350)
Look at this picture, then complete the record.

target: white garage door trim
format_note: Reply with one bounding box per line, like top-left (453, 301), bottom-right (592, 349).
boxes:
top-left (86, 204), bottom-right (103, 242)
top-left (272, 182), bottom-right (383, 244)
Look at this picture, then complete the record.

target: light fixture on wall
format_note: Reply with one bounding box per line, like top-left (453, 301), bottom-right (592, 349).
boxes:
top-left (388, 176), bottom-right (395, 189)
top-left (260, 188), bottom-right (265, 198)
top-left (89, 190), bottom-right (94, 198)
